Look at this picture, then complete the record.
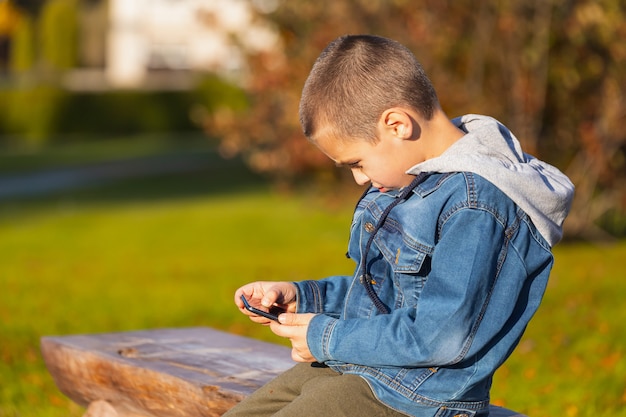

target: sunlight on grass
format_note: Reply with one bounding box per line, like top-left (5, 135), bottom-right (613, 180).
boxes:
top-left (0, 190), bottom-right (356, 416)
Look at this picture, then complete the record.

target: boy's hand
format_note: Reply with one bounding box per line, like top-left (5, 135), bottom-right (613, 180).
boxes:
top-left (234, 282), bottom-right (297, 325)
top-left (270, 313), bottom-right (316, 362)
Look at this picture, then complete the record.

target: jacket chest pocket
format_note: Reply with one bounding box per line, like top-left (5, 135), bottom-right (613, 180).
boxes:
top-left (374, 223), bottom-right (433, 306)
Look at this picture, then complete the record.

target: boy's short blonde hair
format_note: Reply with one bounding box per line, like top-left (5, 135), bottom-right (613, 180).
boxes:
top-left (299, 35), bottom-right (440, 143)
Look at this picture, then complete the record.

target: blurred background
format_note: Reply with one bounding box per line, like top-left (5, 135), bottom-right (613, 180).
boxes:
top-left (0, 1), bottom-right (625, 416)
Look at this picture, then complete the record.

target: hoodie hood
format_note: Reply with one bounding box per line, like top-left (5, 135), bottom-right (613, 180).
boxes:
top-left (407, 114), bottom-right (574, 246)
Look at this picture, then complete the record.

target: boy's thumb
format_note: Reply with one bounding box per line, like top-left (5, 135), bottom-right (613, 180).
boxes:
top-left (277, 312), bottom-right (296, 325)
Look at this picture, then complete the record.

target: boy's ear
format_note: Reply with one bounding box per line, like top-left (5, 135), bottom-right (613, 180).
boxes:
top-left (380, 108), bottom-right (413, 139)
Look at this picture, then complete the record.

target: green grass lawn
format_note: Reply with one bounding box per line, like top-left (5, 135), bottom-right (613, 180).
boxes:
top-left (1, 160), bottom-right (625, 416)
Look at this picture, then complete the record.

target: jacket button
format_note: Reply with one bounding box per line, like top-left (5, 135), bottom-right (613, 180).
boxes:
top-left (364, 222), bottom-right (375, 233)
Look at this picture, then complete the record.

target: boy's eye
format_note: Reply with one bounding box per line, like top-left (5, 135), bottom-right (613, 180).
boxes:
top-left (335, 160), bottom-right (362, 169)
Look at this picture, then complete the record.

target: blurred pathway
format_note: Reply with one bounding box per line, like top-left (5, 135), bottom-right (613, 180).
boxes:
top-left (0, 152), bottom-right (213, 200)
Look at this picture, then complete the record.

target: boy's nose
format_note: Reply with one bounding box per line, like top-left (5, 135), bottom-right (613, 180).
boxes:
top-left (351, 170), bottom-right (370, 186)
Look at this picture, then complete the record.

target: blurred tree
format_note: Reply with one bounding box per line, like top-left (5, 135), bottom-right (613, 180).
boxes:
top-left (0, 0), bottom-right (21, 73)
top-left (12, 0), bottom-right (46, 16)
top-left (545, 0), bottom-right (626, 239)
top-left (39, 0), bottom-right (78, 71)
top-left (9, 10), bottom-right (34, 72)
top-left (0, 0), bottom-right (77, 146)
top-left (197, 0), bottom-right (625, 239)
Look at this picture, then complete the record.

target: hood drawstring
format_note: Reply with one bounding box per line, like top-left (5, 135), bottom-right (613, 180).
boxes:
top-left (359, 174), bottom-right (427, 314)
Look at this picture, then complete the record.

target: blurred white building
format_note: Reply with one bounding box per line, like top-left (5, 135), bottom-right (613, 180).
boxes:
top-left (72, 0), bottom-right (281, 89)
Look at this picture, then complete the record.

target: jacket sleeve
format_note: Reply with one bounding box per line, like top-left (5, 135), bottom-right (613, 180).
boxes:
top-left (306, 207), bottom-right (521, 367)
top-left (294, 275), bottom-right (354, 318)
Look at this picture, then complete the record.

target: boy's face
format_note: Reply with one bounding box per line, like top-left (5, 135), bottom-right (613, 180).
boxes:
top-left (314, 129), bottom-right (418, 193)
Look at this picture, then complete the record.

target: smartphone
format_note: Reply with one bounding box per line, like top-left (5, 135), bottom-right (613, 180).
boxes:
top-left (240, 295), bottom-right (282, 322)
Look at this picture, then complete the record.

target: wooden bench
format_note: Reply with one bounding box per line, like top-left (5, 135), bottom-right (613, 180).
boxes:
top-left (41, 327), bottom-right (527, 417)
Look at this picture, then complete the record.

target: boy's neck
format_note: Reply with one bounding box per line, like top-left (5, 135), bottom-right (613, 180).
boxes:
top-left (418, 110), bottom-right (465, 160)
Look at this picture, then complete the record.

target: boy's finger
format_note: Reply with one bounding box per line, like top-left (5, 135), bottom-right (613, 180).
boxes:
top-left (261, 288), bottom-right (281, 307)
top-left (277, 312), bottom-right (299, 325)
top-left (277, 313), bottom-right (315, 326)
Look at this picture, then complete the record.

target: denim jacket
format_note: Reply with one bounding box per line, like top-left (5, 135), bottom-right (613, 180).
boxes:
top-left (294, 171), bottom-right (555, 416)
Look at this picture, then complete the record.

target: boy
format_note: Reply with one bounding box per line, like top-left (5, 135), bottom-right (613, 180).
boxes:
top-left (226, 35), bottom-right (574, 417)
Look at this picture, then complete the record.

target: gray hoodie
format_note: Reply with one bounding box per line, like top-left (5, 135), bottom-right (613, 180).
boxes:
top-left (407, 114), bottom-right (574, 246)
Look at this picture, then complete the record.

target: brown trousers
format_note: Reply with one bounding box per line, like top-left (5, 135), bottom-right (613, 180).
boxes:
top-left (222, 362), bottom-right (409, 417)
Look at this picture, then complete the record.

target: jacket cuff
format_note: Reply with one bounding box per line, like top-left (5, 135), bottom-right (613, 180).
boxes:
top-left (306, 313), bottom-right (338, 363)
top-left (293, 280), bottom-right (324, 313)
